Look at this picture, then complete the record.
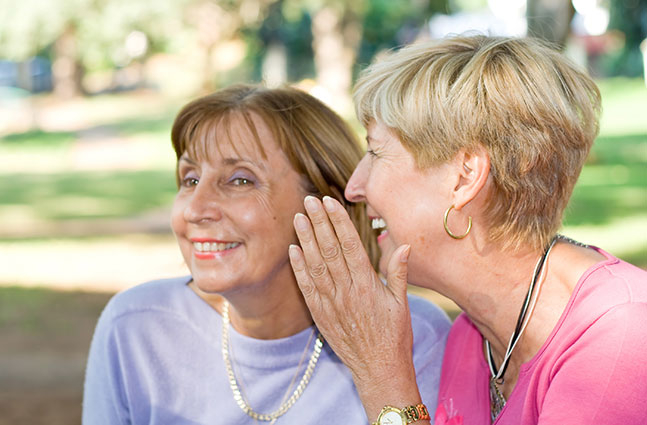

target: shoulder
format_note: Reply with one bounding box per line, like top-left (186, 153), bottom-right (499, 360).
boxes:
top-left (100, 276), bottom-right (194, 324)
top-left (581, 248), bottom-right (647, 301)
top-left (407, 294), bottom-right (452, 341)
top-left (565, 252), bottom-right (647, 329)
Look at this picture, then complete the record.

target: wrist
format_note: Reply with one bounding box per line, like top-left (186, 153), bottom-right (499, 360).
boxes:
top-left (354, 365), bottom-right (419, 420)
top-left (372, 403), bottom-right (431, 425)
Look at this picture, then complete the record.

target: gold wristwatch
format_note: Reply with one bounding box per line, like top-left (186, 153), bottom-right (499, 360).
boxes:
top-left (372, 404), bottom-right (430, 425)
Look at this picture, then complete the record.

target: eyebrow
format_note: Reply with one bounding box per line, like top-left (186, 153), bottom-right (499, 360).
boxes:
top-left (179, 155), bottom-right (266, 171)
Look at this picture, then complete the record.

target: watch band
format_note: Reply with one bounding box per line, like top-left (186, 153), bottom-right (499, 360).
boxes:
top-left (403, 403), bottom-right (430, 422)
top-left (372, 403), bottom-right (430, 425)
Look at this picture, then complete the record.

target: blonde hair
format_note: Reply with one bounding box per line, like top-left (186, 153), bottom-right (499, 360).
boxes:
top-left (171, 84), bottom-right (379, 267)
top-left (354, 35), bottom-right (601, 250)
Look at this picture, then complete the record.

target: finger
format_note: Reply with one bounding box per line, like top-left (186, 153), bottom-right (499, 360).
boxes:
top-left (289, 243), bottom-right (347, 350)
top-left (288, 244), bottom-right (324, 317)
top-left (386, 244), bottom-right (411, 304)
top-left (321, 196), bottom-right (375, 283)
top-left (293, 212), bottom-right (337, 299)
top-left (303, 196), bottom-right (353, 290)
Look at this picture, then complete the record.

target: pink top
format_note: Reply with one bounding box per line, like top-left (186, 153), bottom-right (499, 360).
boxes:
top-left (435, 248), bottom-right (647, 425)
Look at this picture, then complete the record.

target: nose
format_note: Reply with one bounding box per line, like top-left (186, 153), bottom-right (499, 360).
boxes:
top-left (183, 182), bottom-right (223, 223)
top-left (344, 155), bottom-right (368, 203)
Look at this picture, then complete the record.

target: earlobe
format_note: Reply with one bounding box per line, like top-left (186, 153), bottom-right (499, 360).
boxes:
top-left (452, 145), bottom-right (490, 210)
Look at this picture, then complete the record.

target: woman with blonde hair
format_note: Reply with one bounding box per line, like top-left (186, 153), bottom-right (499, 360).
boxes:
top-left (82, 84), bottom-right (450, 424)
top-left (290, 35), bottom-right (647, 424)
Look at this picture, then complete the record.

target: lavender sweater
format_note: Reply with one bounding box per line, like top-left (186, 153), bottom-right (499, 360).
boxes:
top-left (83, 277), bottom-right (450, 424)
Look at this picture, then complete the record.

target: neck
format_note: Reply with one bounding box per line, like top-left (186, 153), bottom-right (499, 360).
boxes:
top-left (447, 242), bottom-right (551, 368)
top-left (189, 277), bottom-right (313, 340)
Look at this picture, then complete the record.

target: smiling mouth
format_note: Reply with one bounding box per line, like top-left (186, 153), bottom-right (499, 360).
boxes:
top-left (370, 217), bottom-right (388, 242)
top-left (371, 217), bottom-right (386, 230)
top-left (193, 242), bottom-right (241, 252)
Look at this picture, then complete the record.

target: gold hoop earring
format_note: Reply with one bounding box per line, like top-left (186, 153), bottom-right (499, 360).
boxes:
top-left (443, 205), bottom-right (472, 239)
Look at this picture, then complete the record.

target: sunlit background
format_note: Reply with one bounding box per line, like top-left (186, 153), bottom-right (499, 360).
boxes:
top-left (0, 0), bottom-right (646, 423)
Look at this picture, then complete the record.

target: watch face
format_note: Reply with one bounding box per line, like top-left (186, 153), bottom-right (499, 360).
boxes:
top-left (379, 411), bottom-right (404, 425)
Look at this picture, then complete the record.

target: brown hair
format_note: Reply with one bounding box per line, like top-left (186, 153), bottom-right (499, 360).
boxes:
top-left (171, 84), bottom-right (379, 267)
top-left (353, 35), bottom-right (601, 250)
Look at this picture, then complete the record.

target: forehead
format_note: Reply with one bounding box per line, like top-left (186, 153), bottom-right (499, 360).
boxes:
top-left (183, 111), bottom-right (280, 163)
top-left (366, 119), bottom-right (398, 145)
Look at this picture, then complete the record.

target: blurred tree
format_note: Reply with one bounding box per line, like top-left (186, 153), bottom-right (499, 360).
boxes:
top-left (0, 0), bottom-right (277, 96)
top-left (0, 0), bottom-right (93, 96)
top-left (0, 0), bottom-right (182, 96)
top-left (606, 0), bottom-right (647, 76)
top-left (252, 0), bottom-right (316, 84)
top-left (526, 0), bottom-right (575, 48)
top-left (359, 0), bottom-right (447, 66)
top-left (276, 0), bottom-right (446, 113)
top-left (182, 0), bottom-right (277, 92)
top-left (281, 0), bottom-right (367, 113)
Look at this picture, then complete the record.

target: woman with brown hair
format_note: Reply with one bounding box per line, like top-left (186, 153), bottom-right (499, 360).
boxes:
top-left (82, 84), bottom-right (450, 424)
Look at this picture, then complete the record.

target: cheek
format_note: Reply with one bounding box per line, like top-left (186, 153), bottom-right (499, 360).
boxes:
top-left (170, 196), bottom-right (187, 234)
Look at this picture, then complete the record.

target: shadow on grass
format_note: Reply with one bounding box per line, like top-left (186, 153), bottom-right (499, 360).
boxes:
top-left (0, 169), bottom-right (177, 222)
top-left (0, 285), bottom-right (114, 425)
top-left (0, 130), bottom-right (77, 147)
top-left (1, 111), bottom-right (175, 148)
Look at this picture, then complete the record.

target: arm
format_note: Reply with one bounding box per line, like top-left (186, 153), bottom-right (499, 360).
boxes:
top-left (83, 306), bottom-right (130, 425)
top-left (538, 303), bottom-right (647, 424)
top-left (289, 196), bottom-right (429, 423)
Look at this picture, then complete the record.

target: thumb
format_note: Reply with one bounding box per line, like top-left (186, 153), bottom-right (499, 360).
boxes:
top-left (386, 244), bottom-right (411, 302)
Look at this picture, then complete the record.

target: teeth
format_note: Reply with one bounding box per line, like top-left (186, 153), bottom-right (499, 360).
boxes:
top-left (193, 242), bottom-right (240, 252)
top-left (371, 218), bottom-right (386, 230)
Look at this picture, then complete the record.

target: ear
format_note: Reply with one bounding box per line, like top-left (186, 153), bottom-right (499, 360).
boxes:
top-left (451, 144), bottom-right (490, 210)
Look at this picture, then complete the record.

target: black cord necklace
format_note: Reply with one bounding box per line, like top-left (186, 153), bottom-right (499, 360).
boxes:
top-left (486, 234), bottom-right (559, 421)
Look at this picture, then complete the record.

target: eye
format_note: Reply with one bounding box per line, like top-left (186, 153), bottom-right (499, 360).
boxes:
top-left (182, 176), bottom-right (199, 187)
top-left (231, 177), bottom-right (253, 186)
top-left (228, 170), bottom-right (256, 187)
top-left (366, 148), bottom-right (378, 158)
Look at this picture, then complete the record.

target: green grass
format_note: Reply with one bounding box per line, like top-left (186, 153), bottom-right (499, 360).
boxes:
top-left (560, 78), bottom-right (647, 266)
top-left (596, 78), bottom-right (647, 136)
top-left (0, 170), bottom-right (177, 221)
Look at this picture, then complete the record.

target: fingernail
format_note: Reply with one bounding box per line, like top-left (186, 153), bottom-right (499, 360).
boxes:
top-left (294, 213), bottom-right (309, 231)
top-left (288, 244), bottom-right (301, 260)
top-left (400, 245), bottom-right (411, 263)
top-left (322, 196), bottom-right (336, 212)
top-left (304, 195), bottom-right (320, 213)
top-left (288, 245), bottom-right (305, 269)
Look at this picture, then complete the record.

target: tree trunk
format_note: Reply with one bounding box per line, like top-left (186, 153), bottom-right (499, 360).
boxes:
top-left (526, 0), bottom-right (575, 49)
top-left (311, 6), bottom-right (362, 115)
top-left (52, 25), bottom-right (85, 98)
top-left (262, 41), bottom-right (288, 87)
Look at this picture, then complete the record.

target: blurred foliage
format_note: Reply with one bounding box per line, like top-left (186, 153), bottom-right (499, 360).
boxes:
top-left (605, 0), bottom-right (647, 77)
top-left (358, 0), bottom-right (444, 67)
top-left (0, 0), bottom-right (449, 95)
top-left (3, 0), bottom-right (643, 96)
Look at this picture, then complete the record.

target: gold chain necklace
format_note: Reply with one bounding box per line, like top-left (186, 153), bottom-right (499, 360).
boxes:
top-left (221, 301), bottom-right (324, 422)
